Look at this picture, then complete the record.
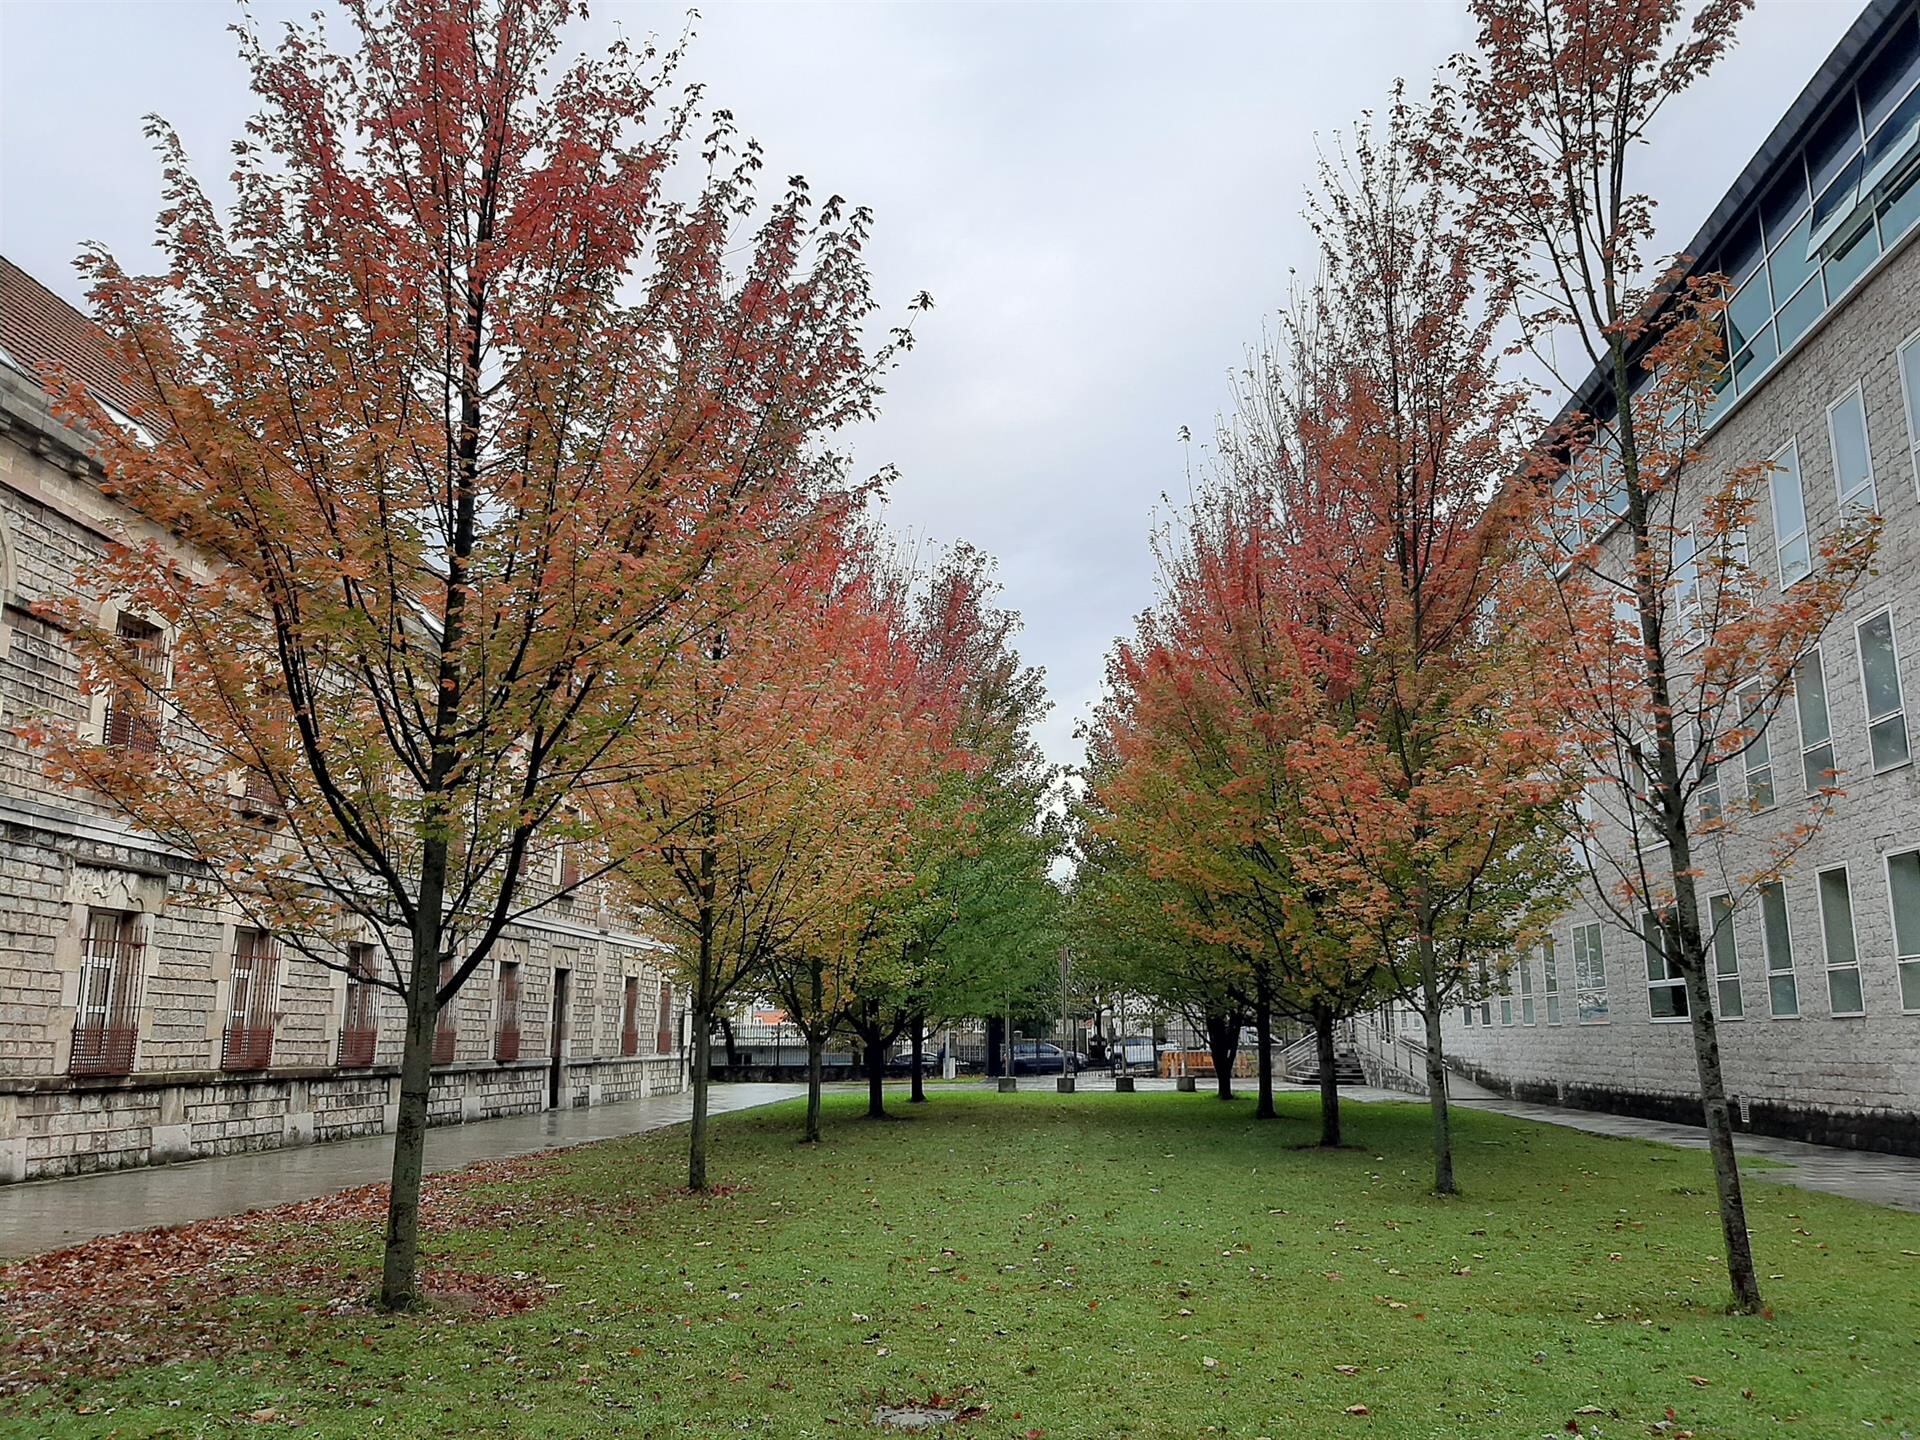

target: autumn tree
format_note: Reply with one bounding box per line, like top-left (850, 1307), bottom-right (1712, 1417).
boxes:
top-left (1432, 0), bottom-right (1877, 1309)
top-left (28, 0), bottom-right (901, 1307)
top-left (606, 507), bottom-right (932, 1183)
top-left (1246, 103), bottom-right (1574, 1189)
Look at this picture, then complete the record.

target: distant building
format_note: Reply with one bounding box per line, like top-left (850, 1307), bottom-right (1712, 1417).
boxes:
top-left (1365, 0), bottom-right (1920, 1155)
top-left (0, 256), bottom-right (685, 1183)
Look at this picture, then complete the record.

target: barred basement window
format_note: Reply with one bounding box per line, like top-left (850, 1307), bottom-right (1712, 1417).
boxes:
top-left (338, 943), bottom-right (379, 1067)
top-left (1573, 922), bottom-right (1608, 1024)
top-left (104, 614), bottom-right (164, 754)
top-left (1888, 849), bottom-right (1920, 1012)
top-left (72, 909), bottom-right (143, 1076)
top-left (620, 976), bottom-right (640, 1056)
top-left (494, 961), bottom-right (521, 1061)
top-left (1643, 912), bottom-right (1688, 1020)
top-left (1795, 645), bottom-right (1837, 793)
top-left (1816, 866), bottom-right (1866, 1017)
top-left (1709, 894), bottom-right (1744, 1019)
top-left (222, 929), bottom-right (279, 1071)
top-left (1542, 936), bottom-right (1563, 1026)
top-left (1760, 881), bottom-right (1800, 1019)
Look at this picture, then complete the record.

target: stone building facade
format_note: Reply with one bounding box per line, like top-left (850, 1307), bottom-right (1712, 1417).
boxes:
top-left (0, 257), bottom-right (685, 1184)
top-left (1434, 0), bottom-right (1920, 1154)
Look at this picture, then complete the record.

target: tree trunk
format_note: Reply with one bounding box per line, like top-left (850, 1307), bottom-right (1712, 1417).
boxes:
top-left (1204, 1013), bottom-right (1238, 1100)
top-left (378, 896), bottom-right (444, 1311)
top-left (1253, 988), bottom-right (1276, 1120)
top-left (909, 1020), bottom-right (927, 1104)
top-left (866, 1035), bottom-right (887, 1118)
top-left (1419, 955), bottom-right (1454, 1195)
top-left (688, 1011), bottom-right (712, 1190)
top-left (1314, 1003), bottom-right (1341, 1148)
top-left (804, 1034), bottom-right (823, 1144)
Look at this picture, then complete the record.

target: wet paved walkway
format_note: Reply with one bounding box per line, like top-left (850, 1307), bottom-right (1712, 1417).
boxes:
top-left (0, 1082), bottom-right (804, 1259)
top-left (1442, 1079), bottom-right (1920, 1212)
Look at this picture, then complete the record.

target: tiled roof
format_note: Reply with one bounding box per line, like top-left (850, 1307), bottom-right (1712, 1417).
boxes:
top-left (0, 254), bottom-right (154, 420)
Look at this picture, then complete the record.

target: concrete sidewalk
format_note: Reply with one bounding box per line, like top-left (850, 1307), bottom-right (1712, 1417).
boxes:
top-left (1443, 1083), bottom-right (1920, 1213)
top-left (0, 1081), bottom-right (804, 1259)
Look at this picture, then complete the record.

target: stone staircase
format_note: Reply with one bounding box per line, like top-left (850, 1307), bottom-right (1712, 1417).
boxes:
top-left (1279, 1033), bottom-right (1367, 1086)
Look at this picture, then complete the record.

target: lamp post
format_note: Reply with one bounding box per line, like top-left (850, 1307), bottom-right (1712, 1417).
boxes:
top-left (1057, 946), bottom-right (1075, 1094)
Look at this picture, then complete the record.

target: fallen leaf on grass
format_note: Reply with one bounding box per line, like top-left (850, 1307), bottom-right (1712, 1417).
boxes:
top-left (1344, 1404), bottom-right (1370, 1416)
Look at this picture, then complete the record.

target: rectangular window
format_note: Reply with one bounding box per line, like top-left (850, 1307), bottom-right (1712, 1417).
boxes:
top-left (1826, 384), bottom-right (1878, 512)
top-left (71, 909), bottom-right (143, 1076)
top-left (1817, 867), bottom-right (1866, 1016)
top-left (104, 614), bottom-right (165, 754)
top-left (339, 943), bottom-right (379, 1067)
top-left (1769, 439), bottom-right (1812, 587)
top-left (1899, 331), bottom-right (1920, 495)
top-left (621, 975), bottom-right (640, 1056)
top-left (494, 961), bottom-right (521, 1061)
top-left (1760, 881), bottom-right (1800, 1018)
top-left (556, 840), bottom-right (581, 891)
top-left (1796, 646), bottom-right (1837, 792)
top-left (222, 929), bottom-right (279, 1071)
top-left (1857, 610), bottom-right (1912, 770)
top-left (1888, 849), bottom-right (1920, 1011)
top-left (657, 980), bottom-right (675, 1054)
top-left (1543, 936), bottom-right (1562, 1026)
top-left (1695, 721), bottom-right (1723, 824)
top-left (1499, 961), bottom-right (1514, 1026)
top-left (1738, 682), bottom-right (1776, 810)
top-left (1477, 962), bottom-right (1493, 1027)
top-left (1463, 1001), bottom-right (1475, 1026)
top-left (1709, 894), bottom-right (1744, 1018)
top-left (1573, 921), bottom-right (1609, 1023)
top-left (1518, 951), bottom-right (1536, 1025)
top-left (1674, 528), bottom-right (1703, 648)
top-left (434, 957), bottom-right (457, 1064)
top-left (1643, 912), bottom-right (1689, 1020)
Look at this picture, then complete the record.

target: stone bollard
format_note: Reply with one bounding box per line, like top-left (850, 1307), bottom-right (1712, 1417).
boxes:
top-left (1056, 1076), bottom-right (1076, 1094)
top-left (1175, 1076), bottom-right (1197, 1092)
top-left (997, 1077), bottom-right (1018, 1093)
top-left (1114, 1076), bottom-right (1136, 1093)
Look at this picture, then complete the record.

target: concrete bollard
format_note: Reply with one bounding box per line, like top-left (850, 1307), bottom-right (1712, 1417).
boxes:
top-left (1056, 1077), bottom-right (1076, 1094)
top-left (997, 1077), bottom-right (1018, 1093)
top-left (1175, 1076), bottom-right (1197, 1092)
top-left (1114, 1076), bottom-right (1136, 1093)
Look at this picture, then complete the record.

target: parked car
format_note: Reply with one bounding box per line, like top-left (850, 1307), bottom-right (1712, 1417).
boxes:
top-left (1008, 1041), bottom-right (1084, 1076)
top-left (884, 1047), bottom-right (944, 1077)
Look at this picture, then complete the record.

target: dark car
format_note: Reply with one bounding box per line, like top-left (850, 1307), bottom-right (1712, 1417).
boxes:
top-left (884, 1047), bottom-right (944, 1077)
top-left (1008, 1041), bottom-right (1085, 1076)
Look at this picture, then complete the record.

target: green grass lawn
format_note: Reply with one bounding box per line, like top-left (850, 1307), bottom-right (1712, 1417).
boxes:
top-left (5, 1089), bottom-right (1918, 1438)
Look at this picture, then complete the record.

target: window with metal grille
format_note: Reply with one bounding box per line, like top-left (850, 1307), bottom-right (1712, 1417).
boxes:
top-left (339, 943), bottom-right (379, 1067)
top-left (103, 614), bottom-right (164, 754)
top-left (494, 961), bottom-right (521, 1062)
top-left (656, 980), bottom-right (674, 1054)
top-left (222, 928), bottom-right (278, 1071)
top-left (433, 957), bottom-right (457, 1064)
top-left (621, 975), bottom-right (640, 1056)
top-left (72, 909), bottom-right (142, 1076)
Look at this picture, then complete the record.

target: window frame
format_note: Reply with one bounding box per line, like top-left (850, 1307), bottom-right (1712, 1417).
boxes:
top-left (1884, 846), bottom-right (1920, 1014)
top-left (1768, 437), bottom-right (1813, 589)
top-left (1643, 911), bottom-right (1690, 1022)
top-left (1542, 935), bottom-right (1563, 1026)
top-left (1898, 326), bottom-right (1920, 501)
top-left (1795, 644), bottom-right (1838, 793)
top-left (1736, 681), bottom-right (1778, 812)
top-left (1855, 607), bottom-right (1913, 773)
top-left (1518, 950), bottom-right (1537, 1025)
top-left (1573, 920), bottom-right (1609, 1024)
top-left (1815, 864), bottom-right (1867, 1018)
top-left (1759, 880), bottom-right (1801, 1019)
top-left (1673, 526), bottom-right (1704, 651)
top-left (1708, 892), bottom-right (1744, 1020)
top-left (1824, 381), bottom-right (1878, 513)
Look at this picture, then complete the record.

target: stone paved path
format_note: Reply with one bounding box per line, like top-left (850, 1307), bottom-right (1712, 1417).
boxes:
top-left (0, 1082), bottom-right (804, 1259)
top-left (1444, 1082), bottom-right (1920, 1213)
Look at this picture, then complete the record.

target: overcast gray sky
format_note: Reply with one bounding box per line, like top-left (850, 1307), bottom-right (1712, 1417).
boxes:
top-left (0, 0), bottom-right (1861, 774)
